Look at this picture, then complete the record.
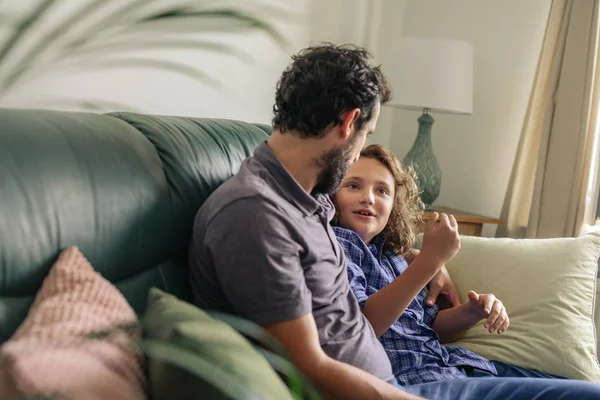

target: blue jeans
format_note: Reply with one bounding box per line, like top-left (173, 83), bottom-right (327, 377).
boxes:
top-left (394, 361), bottom-right (600, 400)
top-left (399, 378), bottom-right (600, 400)
top-left (464, 360), bottom-right (565, 379)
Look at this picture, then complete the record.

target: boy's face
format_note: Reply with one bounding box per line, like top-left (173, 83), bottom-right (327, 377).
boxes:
top-left (334, 157), bottom-right (395, 244)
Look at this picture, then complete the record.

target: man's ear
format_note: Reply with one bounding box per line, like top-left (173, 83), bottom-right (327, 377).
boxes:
top-left (339, 108), bottom-right (361, 140)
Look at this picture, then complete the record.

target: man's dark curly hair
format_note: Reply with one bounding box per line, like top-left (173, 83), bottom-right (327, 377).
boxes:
top-left (272, 43), bottom-right (392, 138)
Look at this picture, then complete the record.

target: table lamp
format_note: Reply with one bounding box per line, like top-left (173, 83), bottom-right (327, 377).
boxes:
top-left (387, 37), bottom-right (473, 210)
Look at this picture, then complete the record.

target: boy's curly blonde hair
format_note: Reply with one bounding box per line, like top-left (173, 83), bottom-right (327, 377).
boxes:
top-left (360, 144), bottom-right (424, 256)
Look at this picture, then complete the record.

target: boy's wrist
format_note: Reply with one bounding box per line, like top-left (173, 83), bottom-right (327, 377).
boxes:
top-left (403, 248), bottom-right (420, 264)
top-left (465, 301), bottom-right (485, 319)
top-left (414, 250), bottom-right (444, 273)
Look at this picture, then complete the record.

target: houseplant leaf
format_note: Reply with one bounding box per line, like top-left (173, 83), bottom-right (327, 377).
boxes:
top-left (139, 337), bottom-right (267, 400)
top-left (0, 1), bottom-right (290, 101)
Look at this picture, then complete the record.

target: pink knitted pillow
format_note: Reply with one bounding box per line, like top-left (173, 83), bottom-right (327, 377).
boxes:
top-left (0, 246), bottom-right (145, 400)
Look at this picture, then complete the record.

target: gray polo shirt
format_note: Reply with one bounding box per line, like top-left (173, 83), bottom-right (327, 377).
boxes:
top-left (189, 141), bottom-right (394, 382)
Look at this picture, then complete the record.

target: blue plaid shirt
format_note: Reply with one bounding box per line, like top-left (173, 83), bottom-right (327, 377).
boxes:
top-left (333, 226), bottom-right (497, 385)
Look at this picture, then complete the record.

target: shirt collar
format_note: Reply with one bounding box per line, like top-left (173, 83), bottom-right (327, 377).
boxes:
top-left (369, 233), bottom-right (387, 253)
top-left (253, 141), bottom-right (331, 217)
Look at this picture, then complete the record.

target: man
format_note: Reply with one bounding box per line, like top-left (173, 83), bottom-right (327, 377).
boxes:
top-left (189, 44), bottom-right (600, 399)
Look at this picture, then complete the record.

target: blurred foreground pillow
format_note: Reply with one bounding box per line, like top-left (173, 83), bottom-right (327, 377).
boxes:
top-left (143, 288), bottom-right (295, 400)
top-left (0, 246), bottom-right (145, 399)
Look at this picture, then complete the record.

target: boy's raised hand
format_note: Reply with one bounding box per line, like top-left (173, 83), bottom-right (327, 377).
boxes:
top-left (420, 212), bottom-right (461, 269)
top-left (467, 290), bottom-right (510, 334)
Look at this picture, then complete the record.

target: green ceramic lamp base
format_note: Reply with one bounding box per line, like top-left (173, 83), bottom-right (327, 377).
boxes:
top-left (402, 110), bottom-right (441, 210)
top-left (422, 203), bottom-right (436, 211)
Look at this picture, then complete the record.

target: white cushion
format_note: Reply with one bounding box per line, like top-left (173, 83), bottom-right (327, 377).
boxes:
top-left (444, 233), bottom-right (600, 382)
top-left (594, 279), bottom-right (600, 351)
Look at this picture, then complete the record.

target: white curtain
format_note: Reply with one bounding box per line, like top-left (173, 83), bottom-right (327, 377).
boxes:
top-left (497, 0), bottom-right (600, 238)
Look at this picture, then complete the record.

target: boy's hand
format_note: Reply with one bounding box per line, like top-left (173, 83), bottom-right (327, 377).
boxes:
top-left (467, 290), bottom-right (510, 334)
top-left (420, 212), bottom-right (461, 269)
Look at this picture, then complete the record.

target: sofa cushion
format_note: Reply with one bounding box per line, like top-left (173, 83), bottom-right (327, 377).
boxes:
top-left (594, 279), bottom-right (600, 355)
top-left (0, 246), bottom-right (145, 399)
top-left (444, 233), bottom-right (600, 382)
top-left (143, 288), bottom-right (294, 400)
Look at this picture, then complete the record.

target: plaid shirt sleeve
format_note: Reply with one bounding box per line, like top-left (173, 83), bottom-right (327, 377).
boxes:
top-left (333, 228), bottom-right (369, 309)
top-left (346, 257), bottom-right (368, 309)
top-left (422, 302), bottom-right (440, 326)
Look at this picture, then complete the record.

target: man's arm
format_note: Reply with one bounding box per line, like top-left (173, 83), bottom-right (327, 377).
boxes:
top-left (265, 314), bottom-right (425, 400)
top-left (202, 200), bottom-right (423, 399)
top-left (425, 264), bottom-right (461, 309)
top-left (405, 251), bottom-right (461, 309)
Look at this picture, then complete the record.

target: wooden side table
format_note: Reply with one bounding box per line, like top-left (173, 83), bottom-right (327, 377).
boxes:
top-left (417, 206), bottom-right (503, 237)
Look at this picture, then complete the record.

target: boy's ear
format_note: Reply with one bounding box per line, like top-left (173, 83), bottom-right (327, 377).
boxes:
top-left (339, 108), bottom-right (361, 140)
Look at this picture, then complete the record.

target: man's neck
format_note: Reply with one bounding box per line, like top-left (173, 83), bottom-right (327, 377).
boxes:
top-left (267, 130), bottom-right (323, 193)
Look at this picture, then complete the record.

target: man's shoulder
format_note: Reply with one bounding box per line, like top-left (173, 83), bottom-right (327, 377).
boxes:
top-left (209, 169), bottom-right (267, 206)
top-left (196, 164), bottom-right (290, 230)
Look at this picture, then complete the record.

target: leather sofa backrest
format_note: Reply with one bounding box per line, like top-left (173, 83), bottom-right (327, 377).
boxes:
top-left (0, 108), bottom-right (270, 342)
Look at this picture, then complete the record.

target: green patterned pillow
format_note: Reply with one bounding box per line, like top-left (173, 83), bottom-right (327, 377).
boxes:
top-left (143, 288), bottom-right (295, 400)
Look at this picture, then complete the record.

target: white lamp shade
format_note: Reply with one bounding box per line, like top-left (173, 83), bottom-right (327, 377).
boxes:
top-left (388, 37), bottom-right (474, 115)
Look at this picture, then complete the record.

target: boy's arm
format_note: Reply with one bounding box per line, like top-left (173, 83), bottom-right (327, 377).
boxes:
top-left (432, 291), bottom-right (509, 343)
top-left (357, 214), bottom-right (461, 337)
top-left (361, 255), bottom-right (442, 337)
top-left (403, 248), bottom-right (420, 264)
top-left (430, 303), bottom-right (482, 343)
top-left (341, 241), bottom-right (441, 338)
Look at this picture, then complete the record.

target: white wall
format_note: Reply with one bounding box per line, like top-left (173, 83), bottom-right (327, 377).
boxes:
top-left (385, 0), bottom-right (551, 236)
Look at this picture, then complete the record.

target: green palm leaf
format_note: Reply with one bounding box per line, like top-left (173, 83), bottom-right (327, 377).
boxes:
top-left (60, 0), bottom-right (158, 51)
top-left (0, 11), bottom-right (21, 24)
top-left (140, 338), bottom-right (266, 400)
top-left (85, 321), bottom-right (142, 339)
top-left (23, 39), bottom-right (254, 80)
top-left (59, 39), bottom-right (254, 64)
top-left (207, 311), bottom-right (289, 358)
top-left (206, 311), bottom-right (322, 400)
top-left (132, 8), bottom-right (291, 48)
top-left (0, 0), bottom-right (59, 73)
top-left (27, 97), bottom-right (142, 113)
top-left (0, 0), bottom-right (109, 92)
top-left (254, 348), bottom-right (323, 400)
top-left (0, 1), bottom-right (291, 100)
top-left (64, 56), bottom-right (223, 88)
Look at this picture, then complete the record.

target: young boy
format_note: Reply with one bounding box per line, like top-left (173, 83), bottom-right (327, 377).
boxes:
top-left (332, 144), bottom-right (559, 385)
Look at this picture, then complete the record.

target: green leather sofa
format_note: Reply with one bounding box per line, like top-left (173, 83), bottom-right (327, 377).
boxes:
top-left (0, 108), bottom-right (271, 343)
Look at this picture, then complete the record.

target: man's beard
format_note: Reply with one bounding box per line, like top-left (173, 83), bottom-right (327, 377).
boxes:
top-left (313, 140), bottom-right (357, 195)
